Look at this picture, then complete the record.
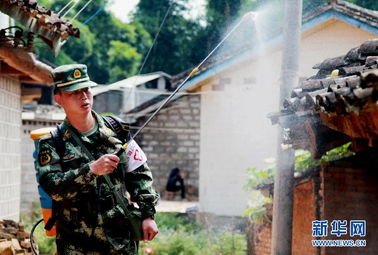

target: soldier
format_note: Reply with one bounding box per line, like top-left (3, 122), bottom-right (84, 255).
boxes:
top-left (37, 64), bottom-right (159, 255)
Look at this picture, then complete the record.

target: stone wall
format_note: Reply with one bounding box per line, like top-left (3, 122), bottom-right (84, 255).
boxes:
top-left (93, 90), bottom-right (123, 115)
top-left (0, 77), bottom-right (21, 221)
top-left (134, 94), bottom-right (200, 200)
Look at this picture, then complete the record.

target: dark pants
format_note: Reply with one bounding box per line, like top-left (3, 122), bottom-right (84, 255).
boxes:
top-left (166, 181), bottom-right (185, 199)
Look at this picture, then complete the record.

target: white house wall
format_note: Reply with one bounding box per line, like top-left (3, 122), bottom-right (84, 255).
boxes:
top-left (199, 19), bottom-right (377, 216)
top-left (199, 53), bottom-right (280, 216)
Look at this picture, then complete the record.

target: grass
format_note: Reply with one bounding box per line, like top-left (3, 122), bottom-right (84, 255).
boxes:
top-left (139, 213), bottom-right (247, 255)
top-left (21, 207), bottom-right (247, 255)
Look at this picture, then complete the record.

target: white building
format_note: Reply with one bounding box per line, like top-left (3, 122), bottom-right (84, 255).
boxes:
top-left (183, 0), bottom-right (378, 216)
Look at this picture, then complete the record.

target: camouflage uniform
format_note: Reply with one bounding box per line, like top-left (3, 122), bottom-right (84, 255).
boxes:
top-left (37, 112), bottom-right (159, 255)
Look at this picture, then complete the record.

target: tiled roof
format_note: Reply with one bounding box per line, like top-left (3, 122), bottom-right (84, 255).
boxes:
top-left (303, 0), bottom-right (378, 28)
top-left (0, 0), bottom-right (79, 54)
top-left (0, 0), bottom-right (79, 38)
top-left (282, 39), bottom-right (378, 116)
top-left (269, 39), bottom-right (378, 155)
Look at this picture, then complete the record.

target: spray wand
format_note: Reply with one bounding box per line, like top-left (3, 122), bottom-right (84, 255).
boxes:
top-left (30, 11), bottom-right (256, 255)
top-left (115, 11), bottom-right (256, 156)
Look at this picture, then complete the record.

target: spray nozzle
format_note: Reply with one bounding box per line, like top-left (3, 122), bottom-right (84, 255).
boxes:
top-left (189, 67), bottom-right (199, 77)
top-left (242, 11), bottom-right (258, 21)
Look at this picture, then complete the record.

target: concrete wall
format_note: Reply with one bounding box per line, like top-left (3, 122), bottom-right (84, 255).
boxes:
top-left (0, 77), bottom-right (21, 221)
top-left (198, 19), bottom-right (377, 216)
top-left (199, 53), bottom-right (280, 216)
top-left (134, 95), bottom-right (200, 200)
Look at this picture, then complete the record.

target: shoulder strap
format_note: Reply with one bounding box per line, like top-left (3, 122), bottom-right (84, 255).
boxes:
top-left (102, 115), bottom-right (129, 142)
top-left (66, 125), bottom-right (134, 219)
top-left (50, 124), bottom-right (65, 159)
top-left (45, 124), bottom-right (64, 231)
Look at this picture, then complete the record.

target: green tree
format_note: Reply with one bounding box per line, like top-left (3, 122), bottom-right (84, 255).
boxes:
top-left (132, 0), bottom-right (206, 74)
top-left (302, 0), bottom-right (327, 14)
top-left (107, 40), bottom-right (142, 82)
top-left (205, 0), bottom-right (243, 48)
top-left (346, 0), bottom-right (378, 10)
top-left (34, 0), bottom-right (151, 84)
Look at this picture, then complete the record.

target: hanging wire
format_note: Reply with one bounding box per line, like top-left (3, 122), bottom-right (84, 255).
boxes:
top-left (72, 0), bottom-right (95, 20)
top-left (136, 3), bottom-right (173, 77)
top-left (57, 0), bottom-right (76, 15)
top-left (126, 12), bottom-right (255, 140)
top-left (122, 3), bottom-right (173, 107)
top-left (128, 125), bottom-right (199, 133)
top-left (123, 89), bottom-right (222, 96)
top-left (62, 0), bottom-right (81, 18)
top-left (82, 0), bottom-right (110, 25)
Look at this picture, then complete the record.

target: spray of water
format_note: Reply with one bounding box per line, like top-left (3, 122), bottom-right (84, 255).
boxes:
top-left (116, 12), bottom-right (259, 154)
top-left (195, 5), bottom-right (286, 217)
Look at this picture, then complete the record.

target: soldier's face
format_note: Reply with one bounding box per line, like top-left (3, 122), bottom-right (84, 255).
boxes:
top-left (54, 87), bottom-right (93, 115)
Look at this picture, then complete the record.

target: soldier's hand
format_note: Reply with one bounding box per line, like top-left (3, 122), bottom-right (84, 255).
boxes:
top-left (89, 154), bottom-right (120, 175)
top-left (142, 217), bottom-right (158, 242)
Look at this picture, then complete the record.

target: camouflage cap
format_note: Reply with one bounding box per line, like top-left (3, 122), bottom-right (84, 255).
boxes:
top-left (52, 64), bottom-right (97, 91)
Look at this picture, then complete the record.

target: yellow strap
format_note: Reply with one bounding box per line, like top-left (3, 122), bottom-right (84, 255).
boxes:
top-left (30, 127), bottom-right (56, 140)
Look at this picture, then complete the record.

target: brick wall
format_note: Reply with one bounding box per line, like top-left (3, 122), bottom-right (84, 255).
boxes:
top-left (134, 95), bottom-right (200, 199)
top-left (292, 180), bottom-right (317, 255)
top-left (321, 154), bottom-right (378, 255)
top-left (249, 176), bottom-right (317, 255)
top-left (250, 151), bottom-right (378, 255)
top-left (252, 223), bottom-right (272, 255)
top-left (0, 77), bottom-right (21, 221)
top-left (21, 119), bottom-right (61, 212)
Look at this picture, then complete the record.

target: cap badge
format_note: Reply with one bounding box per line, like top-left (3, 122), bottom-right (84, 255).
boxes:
top-left (73, 69), bottom-right (82, 79)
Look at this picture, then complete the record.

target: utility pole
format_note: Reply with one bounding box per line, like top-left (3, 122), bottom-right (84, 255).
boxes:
top-left (271, 0), bottom-right (302, 254)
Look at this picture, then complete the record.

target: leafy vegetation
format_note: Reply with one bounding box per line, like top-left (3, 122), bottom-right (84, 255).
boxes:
top-left (243, 142), bottom-right (356, 223)
top-left (34, 0), bottom-right (151, 84)
top-left (20, 202), bottom-right (56, 255)
top-left (242, 190), bottom-right (272, 224)
top-left (139, 213), bottom-right (246, 255)
top-left (21, 208), bottom-right (246, 255)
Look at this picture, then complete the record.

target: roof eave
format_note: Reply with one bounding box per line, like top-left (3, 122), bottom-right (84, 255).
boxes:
top-left (0, 48), bottom-right (53, 85)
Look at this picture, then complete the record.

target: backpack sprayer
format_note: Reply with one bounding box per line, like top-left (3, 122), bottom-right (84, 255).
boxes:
top-left (29, 12), bottom-right (256, 254)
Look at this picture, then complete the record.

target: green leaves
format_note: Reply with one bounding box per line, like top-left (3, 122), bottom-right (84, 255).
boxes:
top-left (244, 166), bottom-right (274, 189)
top-left (243, 143), bottom-right (355, 223)
top-left (133, 0), bottom-right (206, 75)
top-left (107, 40), bottom-right (142, 82)
top-left (33, 0), bottom-right (152, 84)
top-left (139, 213), bottom-right (247, 255)
top-left (243, 190), bottom-right (272, 224)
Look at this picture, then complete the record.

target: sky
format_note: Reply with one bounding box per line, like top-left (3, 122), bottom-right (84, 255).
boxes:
top-left (108, 0), bottom-right (206, 23)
